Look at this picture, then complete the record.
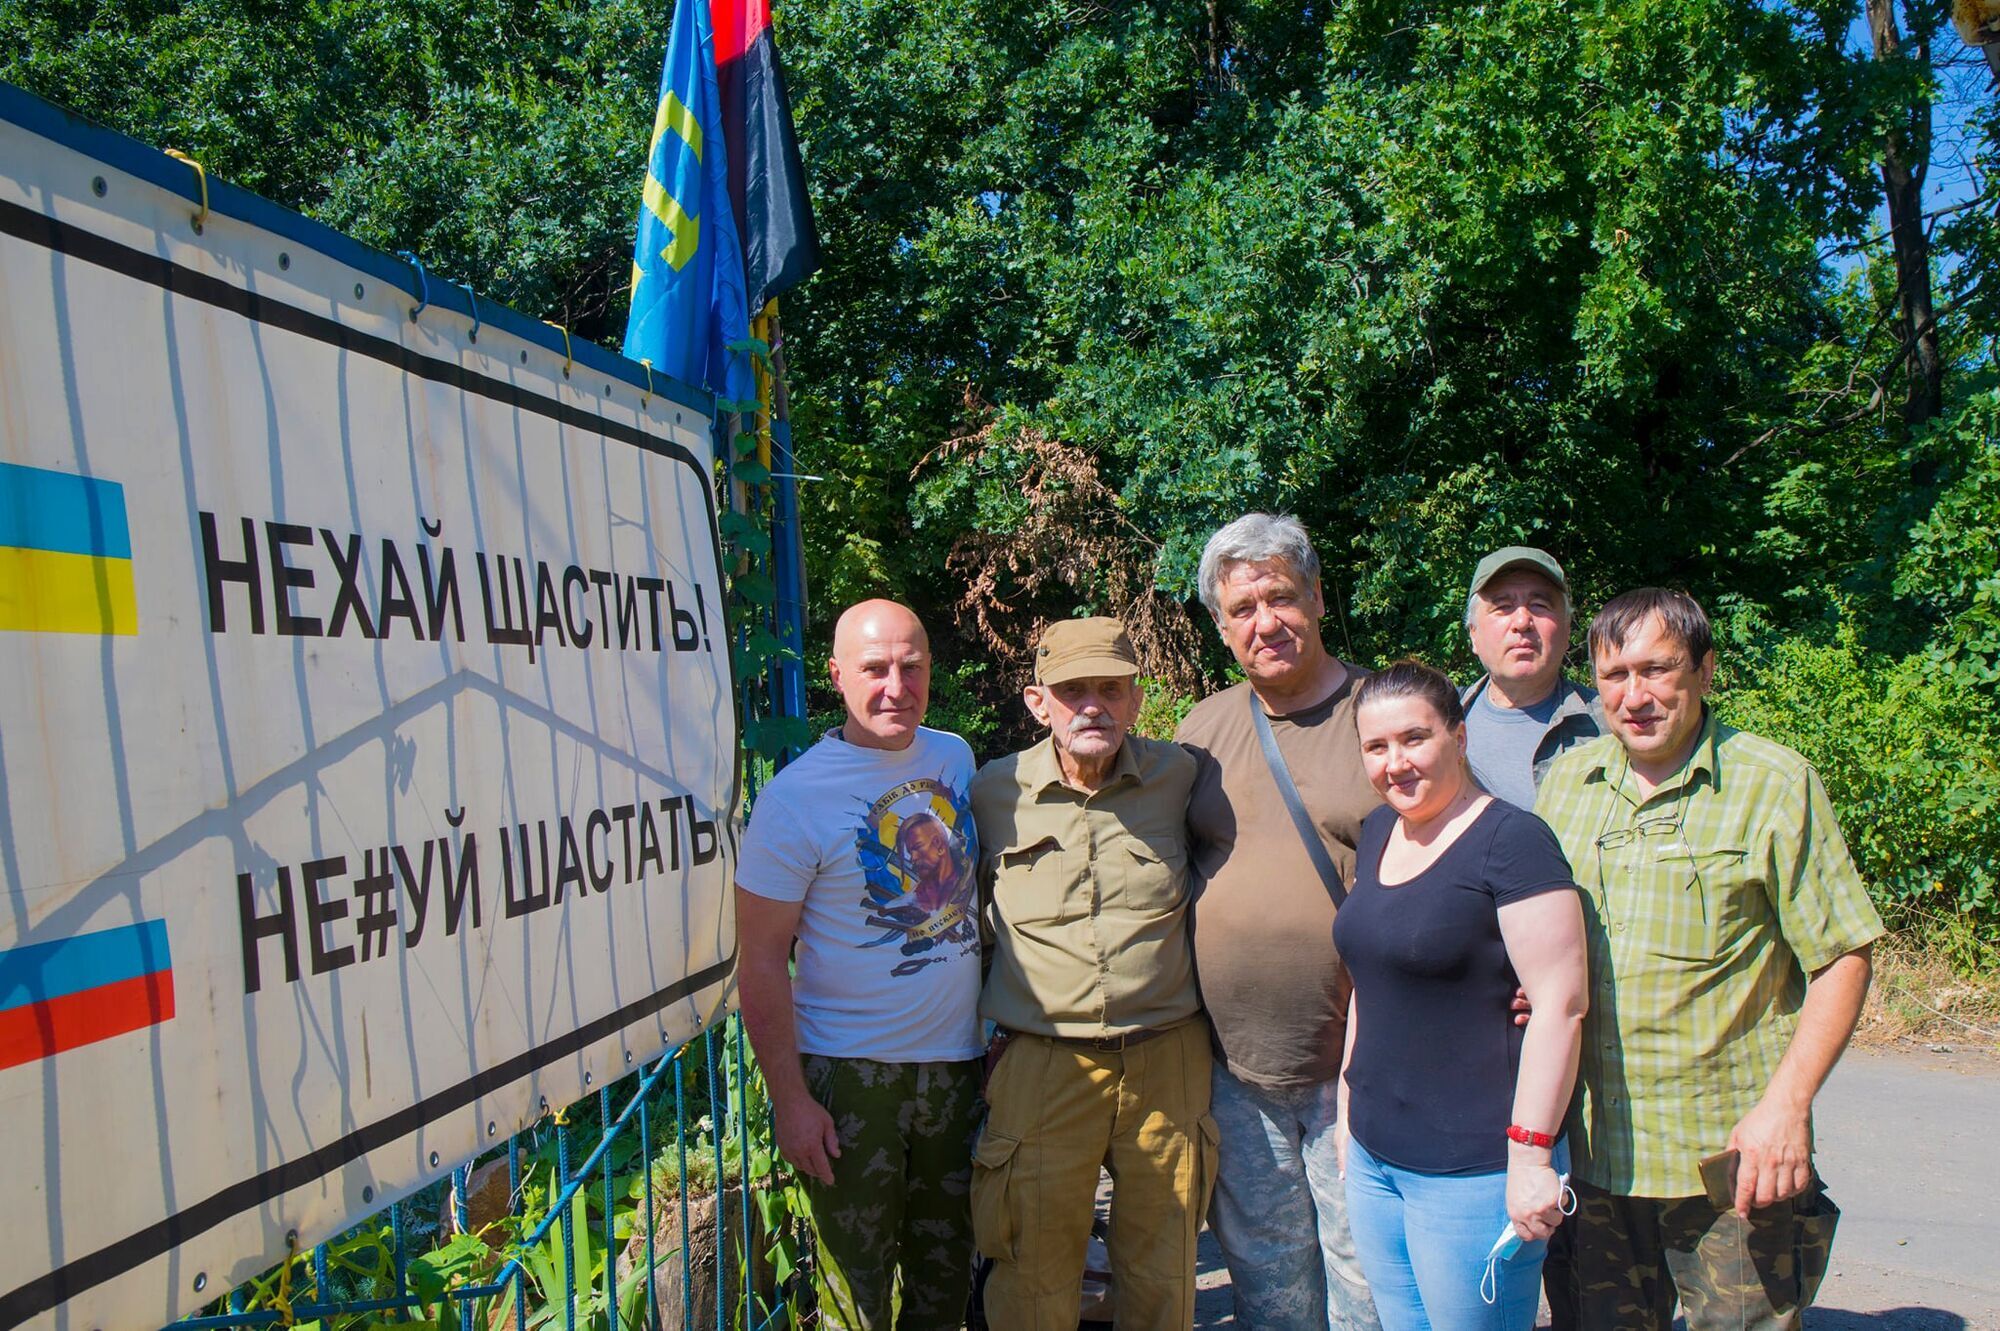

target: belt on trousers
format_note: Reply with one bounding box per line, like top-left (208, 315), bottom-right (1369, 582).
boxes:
top-left (1005, 1025), bottom-right (1174, 1053)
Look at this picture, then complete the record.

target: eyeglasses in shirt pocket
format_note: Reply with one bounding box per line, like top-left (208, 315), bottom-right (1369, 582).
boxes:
top-left (1650, 844), bottom-right (1753, 960)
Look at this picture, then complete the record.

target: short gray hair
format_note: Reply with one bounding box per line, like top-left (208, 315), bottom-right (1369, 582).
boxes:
top-left (1197, 513), bottom-right (1321, 618)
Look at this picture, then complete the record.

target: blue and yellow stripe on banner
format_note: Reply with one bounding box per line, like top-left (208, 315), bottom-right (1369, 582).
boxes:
top-left (0, 461), bottom-right (137, 635)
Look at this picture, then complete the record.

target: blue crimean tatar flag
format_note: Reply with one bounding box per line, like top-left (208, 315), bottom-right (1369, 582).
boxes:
top-left (623, 0), bottom-right (758, 406)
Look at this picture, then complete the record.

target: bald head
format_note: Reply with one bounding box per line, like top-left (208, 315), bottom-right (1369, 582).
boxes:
top-left (828, 599), bottom-right (931, 750)
top-left (832, 598), bottom-right (928, 660)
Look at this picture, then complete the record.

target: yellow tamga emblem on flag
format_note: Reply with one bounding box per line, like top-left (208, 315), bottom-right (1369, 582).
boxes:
top-left (0, 461), bottom-right (137, 634)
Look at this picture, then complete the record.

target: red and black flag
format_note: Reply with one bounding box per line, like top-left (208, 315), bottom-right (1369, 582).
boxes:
top-left (710, 0), bottom-right (820, 311)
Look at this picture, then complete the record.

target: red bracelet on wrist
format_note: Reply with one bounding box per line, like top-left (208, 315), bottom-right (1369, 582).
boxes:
top-left (1506, 1124), bottom-right (1557, 1148)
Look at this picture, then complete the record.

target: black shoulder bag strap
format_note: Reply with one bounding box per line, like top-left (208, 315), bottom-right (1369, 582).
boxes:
top-left (1249, 688), bottom-right (1348, 909)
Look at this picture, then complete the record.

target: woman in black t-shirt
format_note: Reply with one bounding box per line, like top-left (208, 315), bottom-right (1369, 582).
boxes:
top-left (1332, 661), bottom-right (1587, 1331)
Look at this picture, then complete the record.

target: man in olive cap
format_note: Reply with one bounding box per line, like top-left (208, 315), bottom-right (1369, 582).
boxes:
top-left (1461, 546), bottom-right (1604, 812)
top-left (970, 616), bottom-right (1211, 1330)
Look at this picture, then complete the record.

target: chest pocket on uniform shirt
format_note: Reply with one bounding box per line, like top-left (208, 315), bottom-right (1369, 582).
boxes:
top-left (1649, 845), bottom-right (1755, 961)
top-left (1120, 834), bottom-right (1189, 913)
top-left (995, 837), bottom-right (1078, 925)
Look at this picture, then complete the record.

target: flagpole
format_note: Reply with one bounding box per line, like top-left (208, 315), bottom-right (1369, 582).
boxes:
top-left (754, 299), bottom-right (810, 766)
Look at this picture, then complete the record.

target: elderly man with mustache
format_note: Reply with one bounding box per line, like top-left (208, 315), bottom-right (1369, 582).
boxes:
top-left (969, 616), bottom-right (1213, 1330)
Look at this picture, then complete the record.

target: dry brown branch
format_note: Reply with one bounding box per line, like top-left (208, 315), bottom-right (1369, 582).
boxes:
top-left (918, 410), bottom-right (1204, 702)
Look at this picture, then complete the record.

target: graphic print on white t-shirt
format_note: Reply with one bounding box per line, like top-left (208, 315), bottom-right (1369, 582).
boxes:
top-left (737, 726), bottom-right (984, 1061)
top-left (851, 774), bottom-right (979, 975)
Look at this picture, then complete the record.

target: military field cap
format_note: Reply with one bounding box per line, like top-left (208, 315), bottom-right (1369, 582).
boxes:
top-left (1034, 616), bottom-right (1140, 684)
top-left (1470, 546), bottom-right (1569, 598)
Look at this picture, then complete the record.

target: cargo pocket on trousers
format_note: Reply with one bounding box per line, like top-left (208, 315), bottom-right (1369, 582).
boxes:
top-left (971, 1130), bottom-right (1022, 1263)
top-left (1794, 1179), bottom-right (1840, 1308)
top-left (1195, 1113), bottom-right (1222, 1222)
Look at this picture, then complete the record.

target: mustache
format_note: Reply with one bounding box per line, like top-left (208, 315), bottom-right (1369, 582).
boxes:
top-left (1065, 715), bottom-right (1114, 736)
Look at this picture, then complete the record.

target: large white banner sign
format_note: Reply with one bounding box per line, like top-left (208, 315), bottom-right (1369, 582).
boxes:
top-left (0, 89), bottom-right (739, 1331)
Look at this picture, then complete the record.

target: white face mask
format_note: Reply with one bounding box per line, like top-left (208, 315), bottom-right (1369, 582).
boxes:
top-left (1480, 1174), bottom-right (1578, 1306)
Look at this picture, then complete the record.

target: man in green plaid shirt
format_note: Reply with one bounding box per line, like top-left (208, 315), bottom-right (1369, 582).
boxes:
top-left (1536, 588), bottom-right (1884, 1331)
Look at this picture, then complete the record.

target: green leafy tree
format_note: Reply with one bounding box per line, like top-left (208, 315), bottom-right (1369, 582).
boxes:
top-left (8, 0), bottom-right (2000, 953)
top-left (2, 0), bottom-right (665, 342)
top-left (775, 0), bottom-right (1931, 679)
top-left (1897, 390), bottom-right (2000, 682)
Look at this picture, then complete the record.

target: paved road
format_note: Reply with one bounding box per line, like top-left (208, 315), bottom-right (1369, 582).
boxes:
top-left (1808, 1045), bottom-right (2000, 1328)
top-left (1188, 1044), bottom-right (2000, 1329)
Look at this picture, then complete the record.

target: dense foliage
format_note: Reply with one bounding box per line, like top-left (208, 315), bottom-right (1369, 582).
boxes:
top-left (1715, 614), bottom-right (2000, 968)
top-left (4, 0), bottom-right (1996, 951)
top-left (3, 0), bottom-right (669, 334)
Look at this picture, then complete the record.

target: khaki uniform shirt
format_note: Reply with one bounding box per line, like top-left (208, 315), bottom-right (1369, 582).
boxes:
top-left (970, 734), bottom-right (1199, 1038)
top-left (1537, 712), bottom-right (1885, 1197)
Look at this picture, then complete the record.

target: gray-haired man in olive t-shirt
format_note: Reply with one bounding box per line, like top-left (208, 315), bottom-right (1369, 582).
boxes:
top-left (1176, 513), bottom-right (1383, 1331)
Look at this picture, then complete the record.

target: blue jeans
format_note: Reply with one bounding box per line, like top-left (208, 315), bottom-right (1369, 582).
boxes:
top-left (1342, 1134), bottom-right (1569, 1331)
top-left (1207, 1063), bottom-right (1382, 1330)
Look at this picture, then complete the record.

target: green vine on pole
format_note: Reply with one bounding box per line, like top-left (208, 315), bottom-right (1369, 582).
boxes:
top-left (720, 346), bottom-right (812, 764)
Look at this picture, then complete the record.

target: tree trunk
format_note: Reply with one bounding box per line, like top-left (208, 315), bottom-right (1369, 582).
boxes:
top-left (1868, 0), bottom-right (1943, 425)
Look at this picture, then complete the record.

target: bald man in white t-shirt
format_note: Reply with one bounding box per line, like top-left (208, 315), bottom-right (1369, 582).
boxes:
top-left (736, 600), bottom-right (984, 1331)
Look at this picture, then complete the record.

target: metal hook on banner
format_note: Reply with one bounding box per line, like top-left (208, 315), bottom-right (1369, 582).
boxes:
top-left (397, 251), bottom-right (431, 322)
top-left (543, 320), bottom-right (573, 378)
top-left (639, 358), bottom-right (655, 408)
top-left (162, 149), bottom-right (209, 233)
top-left (459, 282), bottom-right (481, 343)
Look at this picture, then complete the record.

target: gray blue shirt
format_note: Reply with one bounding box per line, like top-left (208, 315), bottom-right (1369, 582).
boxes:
top-left (1466, 685), bottom-right (1561, 809)
top-left (1460, 675), bottom-right (1605, 810)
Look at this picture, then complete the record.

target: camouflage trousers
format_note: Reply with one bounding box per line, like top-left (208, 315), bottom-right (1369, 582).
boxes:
top-left (799, 1055), bottom-right (982, 1331)
top-left (1554, 1176), bottom-right (1839, 1331)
